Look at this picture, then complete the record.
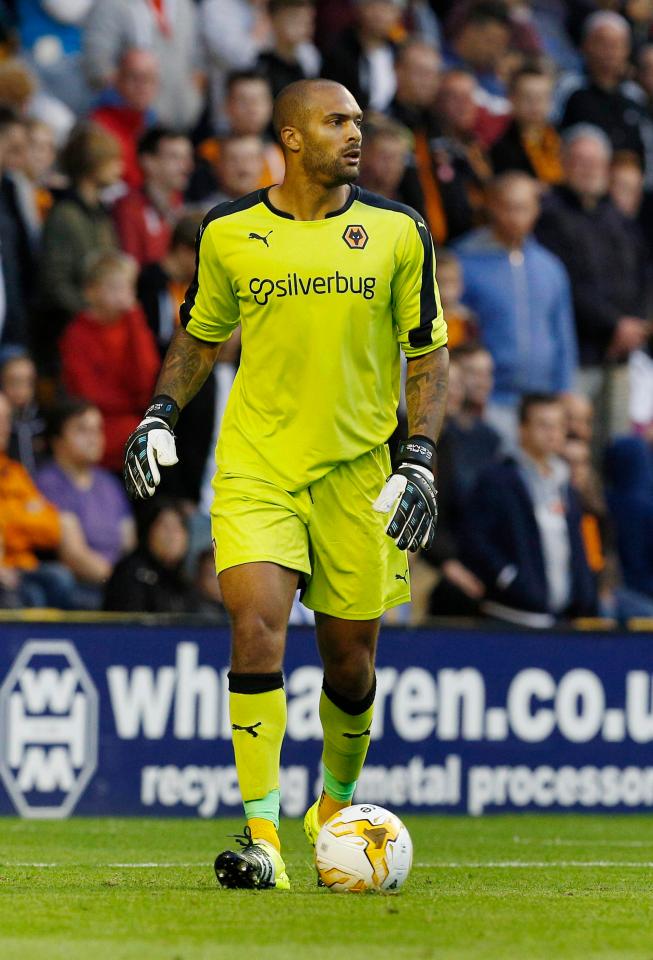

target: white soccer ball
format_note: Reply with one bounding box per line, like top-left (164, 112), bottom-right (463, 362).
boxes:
top-left (315, 803), bottom-right (413, 893)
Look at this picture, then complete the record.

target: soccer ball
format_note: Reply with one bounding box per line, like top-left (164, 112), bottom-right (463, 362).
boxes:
top-left (315, 803), bottom-right (413, 893)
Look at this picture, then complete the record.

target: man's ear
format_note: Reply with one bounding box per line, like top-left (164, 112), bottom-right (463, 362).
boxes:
top-left (280, 125), bottom-right (302, 154)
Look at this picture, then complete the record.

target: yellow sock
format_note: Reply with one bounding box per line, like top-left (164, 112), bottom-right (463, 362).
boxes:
top-left (229, 672), bottom-right (286, 830)
top-left (317, 791), bottom-right (347, 825)
top-left (248, 817), bottom-right (281, 851)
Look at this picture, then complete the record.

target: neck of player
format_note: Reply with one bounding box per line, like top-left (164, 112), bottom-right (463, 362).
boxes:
top-left (268, 179), bottom-right (351, 221)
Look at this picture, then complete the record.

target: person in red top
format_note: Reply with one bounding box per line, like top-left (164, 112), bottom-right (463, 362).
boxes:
top-left (112, 126), bottom-right (193, 266)
top-left (91, 49), bottom-right (161, 191)
top-left (60, 251), bottom-right (160, 472)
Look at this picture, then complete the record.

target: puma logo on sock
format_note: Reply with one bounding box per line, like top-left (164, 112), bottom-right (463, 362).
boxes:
top-left (342, 728), bottom-right (371, 739)
top-left (232, 721), bottom-right (262, 738)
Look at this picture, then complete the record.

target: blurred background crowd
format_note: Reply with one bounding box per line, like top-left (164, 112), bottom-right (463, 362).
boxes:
top-left (1, 0), bottom-right (653, 627)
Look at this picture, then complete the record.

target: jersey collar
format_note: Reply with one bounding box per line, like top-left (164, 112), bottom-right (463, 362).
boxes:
top-left (261, 185), bottom-right (359, 220)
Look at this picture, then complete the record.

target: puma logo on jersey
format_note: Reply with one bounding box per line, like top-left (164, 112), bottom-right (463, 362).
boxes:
top-left (395, 570), bottom-right (409, 583)
top-left (232, 721), bottom-right (262, 738)
top-left (249, 230), bottom-right (273, 247)
top-left (342, 728), bottom-right (371, 739)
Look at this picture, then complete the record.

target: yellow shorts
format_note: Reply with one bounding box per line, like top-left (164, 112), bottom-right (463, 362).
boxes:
top-left (210, 444), bottom-right (410, 620)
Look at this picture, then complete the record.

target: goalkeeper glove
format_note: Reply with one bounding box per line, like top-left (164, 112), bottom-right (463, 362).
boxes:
top-left (123, 395), bottom-right (180, 500)
top-left (372, 435), bottom-right (438, 552)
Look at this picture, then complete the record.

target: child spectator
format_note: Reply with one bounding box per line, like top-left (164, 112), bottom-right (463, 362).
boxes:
top-left (193, 71), bottom-right (284, 199)
top-left (205, 134), bottom-right (266, 206)
top-left (59, 251), bottom-right (160, 472)
top-left (36, 399), bottom-right (135, 609)
top-left (0, 347), bottom-right (45, 474)
top-left (104, 498), bottom-right (199, 613)
top-left (435, 249), bottom-right (477, 349)
top-left (36, 122), bottom-right (122, 369)
top-left (112, 126), bottom-right (193, 267)
top-left (0, 389), bottom-right (75, 608)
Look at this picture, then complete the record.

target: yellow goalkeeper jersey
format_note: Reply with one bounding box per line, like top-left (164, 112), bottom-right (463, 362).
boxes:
top-left (181, 185), bottom-right (447, 491)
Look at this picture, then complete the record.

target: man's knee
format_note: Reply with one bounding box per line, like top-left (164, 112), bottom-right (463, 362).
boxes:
top-left (230, 608), bottom-right (286, 672)
top-left (322, 642), bottom-right (375, 700)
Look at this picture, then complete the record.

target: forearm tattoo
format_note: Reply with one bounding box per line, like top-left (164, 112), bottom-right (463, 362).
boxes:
top-left (405, 346), bottom-right (449, 442)
top-left (155, 327), bottom-right (222, 409)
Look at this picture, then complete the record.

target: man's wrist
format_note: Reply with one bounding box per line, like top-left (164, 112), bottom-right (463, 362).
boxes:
top-left (144, 395), bottom-right (180, 429)
top-left (397, 435), bottom-right (437, 475)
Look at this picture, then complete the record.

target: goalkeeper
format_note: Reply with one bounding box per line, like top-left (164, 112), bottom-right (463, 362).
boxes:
top-left (123, 79), bottom-right (448, 891)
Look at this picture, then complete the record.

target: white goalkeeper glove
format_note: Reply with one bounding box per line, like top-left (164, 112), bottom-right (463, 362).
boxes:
top-left (123, 395), bottom-right (180, 500)
top-left (373, 436), bottom-right (438, 552)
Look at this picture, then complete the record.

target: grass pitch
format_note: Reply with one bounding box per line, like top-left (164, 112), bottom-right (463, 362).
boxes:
top-left (1, 815), bottom-right (653, 960)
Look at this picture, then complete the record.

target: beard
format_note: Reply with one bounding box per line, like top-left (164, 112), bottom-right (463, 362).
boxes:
top-left (302, 143), bottom-right (360, 186)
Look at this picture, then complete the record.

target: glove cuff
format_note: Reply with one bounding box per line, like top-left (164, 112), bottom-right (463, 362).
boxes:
top-left (397, 435), bottom-right (437, 474)
top-left (145, 395), bottom-right (180, 429)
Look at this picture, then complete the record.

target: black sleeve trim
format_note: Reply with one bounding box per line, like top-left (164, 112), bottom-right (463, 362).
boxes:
top-left (410, 220), bottom-right (438, 349)
top-left (356, 189), bottom-right (440, 349)
top-left (179, 189), bottom-right (263, 330)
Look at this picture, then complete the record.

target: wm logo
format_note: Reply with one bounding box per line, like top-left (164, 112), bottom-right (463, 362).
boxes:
top-left (0, 641), bottom-right (98, 818)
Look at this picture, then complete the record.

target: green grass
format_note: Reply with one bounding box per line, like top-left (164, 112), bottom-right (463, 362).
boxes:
top-left (1, 815), bottom-right (653, 959)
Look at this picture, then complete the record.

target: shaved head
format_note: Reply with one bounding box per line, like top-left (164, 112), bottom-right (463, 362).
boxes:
top-left (273, 79), bottom-right (353, 140)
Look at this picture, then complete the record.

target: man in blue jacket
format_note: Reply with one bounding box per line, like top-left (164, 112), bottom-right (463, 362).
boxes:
top-left (462, 393), bottom-right (596, 627)
top-left (454, 172), bottom-right (578, 446)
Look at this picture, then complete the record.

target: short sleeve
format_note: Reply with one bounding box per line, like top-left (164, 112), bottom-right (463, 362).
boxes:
top-left (393, 217), bottom-right (447, 358)
top-left (180, 218), bottom-right (240, 343)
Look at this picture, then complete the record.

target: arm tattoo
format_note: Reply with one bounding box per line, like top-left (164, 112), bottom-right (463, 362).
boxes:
top-left (155, 327), bottom-right (222, 409)
top-left (405, 346), bottom-right (449, 442)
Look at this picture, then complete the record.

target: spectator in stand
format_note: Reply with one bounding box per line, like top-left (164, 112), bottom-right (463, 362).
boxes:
top-left (604, 437), bottom-right (653, 603)
top-left (386, 40), bottom-right (451, 241)
top-left (462, 393), bottom-right (596, 627)
top-left (193, 72), bottom-right (284, 200)
top-left (36, 399), bottom-right (135, 609)
top-left (138, 214), bottom-right (217, 502)
top-left (435, 249), bottom-right (477, 349)
top-left (432, 68), bottom-right (493, 240)
top-left (0, 109), bottom-right (32, 347)
top-left (536, 125), bottom-right (649, 440)
top-left (425, 346), bottom-right (500, 616)
top-left (0, 55), bottom-right (74, 146)
top-left (200, 0), bottom-right (272, 132)
top-left (83, 0), bottom-right (204, 132)
top-left (104, 498), bottom-right (199, 613)
top-left (91, 49), bottom-right (160, 191)
top-left (257, 0), bottom-right (321, 98)
top-left (194, 547), bottom-right (228, 622)
top-left (443, 1), bottom-right (512, 101)
top-left (112, 126), bottom-right (192, 267)
top-left (1, 112), bottom-right (43, 263)
top-left (563, 391), bottom-right (594, 444)
top-left (0, 347), bottom-right (45, 474)
top-left (59, 251), bottom-right (159, 472)
top-left (558, 12), bottom-right (645, 161)
top-left (0, 390), bottom-right (76, 608)
top-left (36, 122), bottom-right (121, 368)
top-left (24, 118), bottom-right (57, 225)
top-left (202, 134), bottom-right (266, 207)
top-left (610, 150), bottom-right (645, 221)
top-left (358, 117), bottom-right (412, 202)
top-left (18, 0), bottom-right (94, 116)
top-left (455, 172), bottom-right (578, 444)
top-left (491, 64), bottom-right (563, 185)
top-left (321, 0), bottom-right (404, 111)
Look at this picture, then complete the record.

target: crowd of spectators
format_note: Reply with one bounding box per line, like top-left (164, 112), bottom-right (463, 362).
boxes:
top-left (1, 0), bottom-right (653, 627)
